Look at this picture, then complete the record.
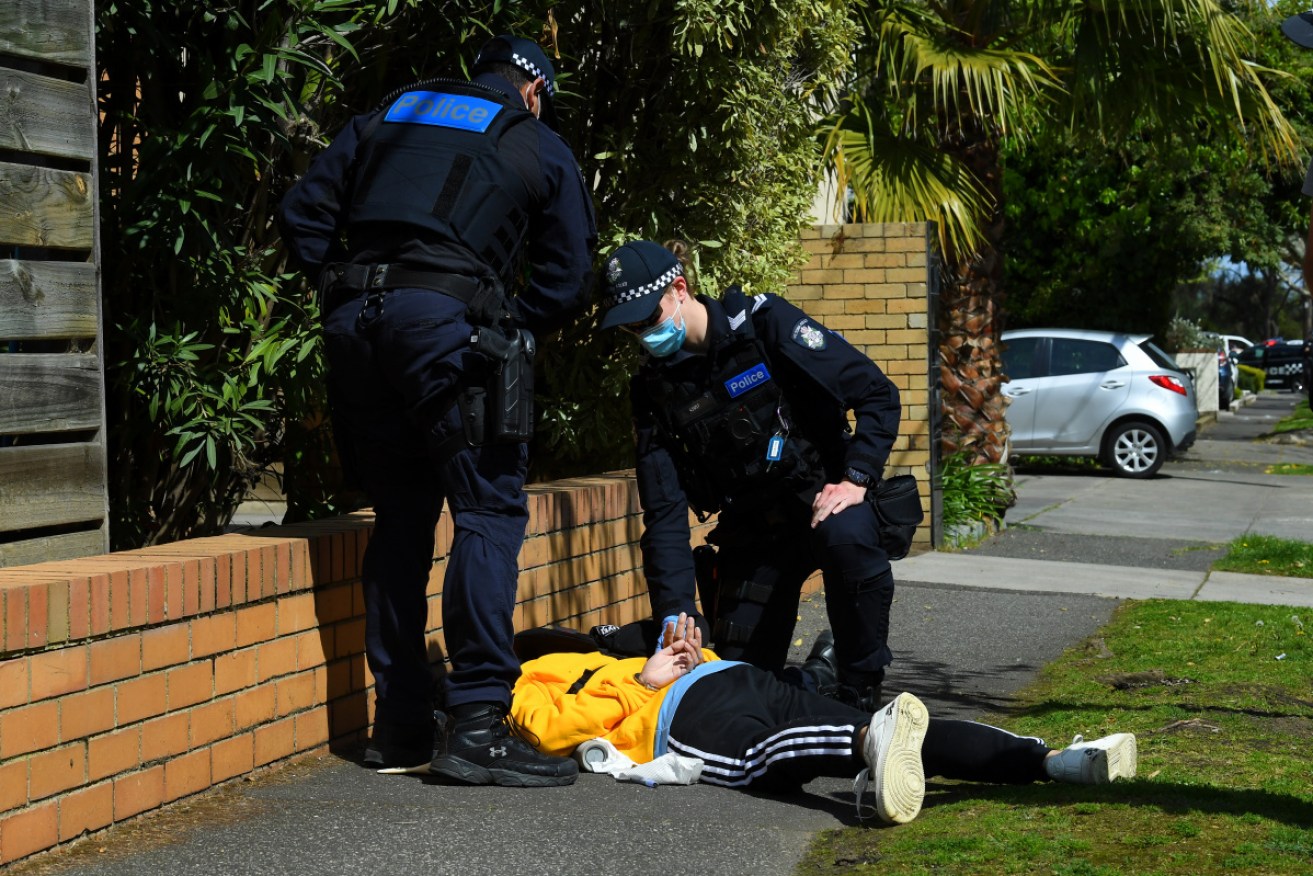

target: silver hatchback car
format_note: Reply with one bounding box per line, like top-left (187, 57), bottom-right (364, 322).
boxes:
top-left (1000, 328), bottom-right (1198, 478)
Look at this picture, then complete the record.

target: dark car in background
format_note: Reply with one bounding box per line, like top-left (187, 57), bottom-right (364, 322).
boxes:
top-left (1235, 341), bottom-right (1306, 393)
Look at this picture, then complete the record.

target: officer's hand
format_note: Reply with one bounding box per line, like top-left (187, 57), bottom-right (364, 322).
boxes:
top-left (811, 480), bottom-right (868, 528)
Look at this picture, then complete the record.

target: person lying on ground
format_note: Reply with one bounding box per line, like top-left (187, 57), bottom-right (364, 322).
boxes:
top-left (509, 614), bottom-right (1139, 824)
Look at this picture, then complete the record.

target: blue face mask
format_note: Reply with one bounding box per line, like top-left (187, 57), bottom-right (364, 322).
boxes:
top-left (638, 300), bottom-right (686, 358)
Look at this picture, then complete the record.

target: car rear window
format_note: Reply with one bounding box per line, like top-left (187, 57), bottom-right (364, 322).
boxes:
top-left (1138, 340), bottom-right (1180, 371)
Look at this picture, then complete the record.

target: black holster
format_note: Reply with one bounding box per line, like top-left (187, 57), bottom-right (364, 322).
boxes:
top-left (467, 326), bottom-right (536, 444)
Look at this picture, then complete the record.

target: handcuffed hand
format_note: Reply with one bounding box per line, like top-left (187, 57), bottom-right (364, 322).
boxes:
top-left (640, 612), bottom-right (704, 690)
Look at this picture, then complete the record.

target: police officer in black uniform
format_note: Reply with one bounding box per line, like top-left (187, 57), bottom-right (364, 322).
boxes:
top-left (598, 240), bottom-right (904, 710)
top-left (278, 35), bottom-right (596, 787)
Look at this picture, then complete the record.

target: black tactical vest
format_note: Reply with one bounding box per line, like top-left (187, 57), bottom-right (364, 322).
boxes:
top-left (644, 290), bottom-right (826, 516)
top-left (348, 79), bottom-right (542, 282)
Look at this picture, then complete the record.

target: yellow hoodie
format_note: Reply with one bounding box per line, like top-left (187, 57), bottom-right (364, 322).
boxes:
top-left (511, 649), bottom-right (719, 764)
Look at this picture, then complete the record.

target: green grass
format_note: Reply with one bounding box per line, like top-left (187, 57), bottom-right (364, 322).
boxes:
top-left (1271, 398), bottom-right (1313, 435)
top-left (1265, 463), bottom-right (1313, 476)
top-left (1212, 535), bottom-right (1313, 579)
top-left (796, 600), bottom-right (1312, 876)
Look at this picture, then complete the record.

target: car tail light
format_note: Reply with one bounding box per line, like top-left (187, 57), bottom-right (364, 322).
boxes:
top-left (1149, 374), bottom-right (1188, 395)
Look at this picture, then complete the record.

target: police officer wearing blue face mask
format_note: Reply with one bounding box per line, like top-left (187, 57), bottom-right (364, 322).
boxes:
top-left (599, 240), bottom-right (906, 710)
top-left (278, 34), bottom-right (596, 787)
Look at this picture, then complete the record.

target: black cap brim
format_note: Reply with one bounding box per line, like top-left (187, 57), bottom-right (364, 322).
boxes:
top-left (1282, 13), bottom-right (1313, 48)
top-left (599, 291), bottom-right (662, 329)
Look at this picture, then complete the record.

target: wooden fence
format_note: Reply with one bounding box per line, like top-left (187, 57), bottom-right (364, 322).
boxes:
top-left (0, 0), bottom-right (109, 566)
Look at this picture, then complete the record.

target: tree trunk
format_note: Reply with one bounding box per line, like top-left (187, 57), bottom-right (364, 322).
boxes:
top-left (938, 112), bottom-right (1010, 466)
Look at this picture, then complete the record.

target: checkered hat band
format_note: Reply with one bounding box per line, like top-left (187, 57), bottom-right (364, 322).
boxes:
top-left (607, 265), bottom-right (682, 309)
top-left (513, 52), bottom-right (555, 95)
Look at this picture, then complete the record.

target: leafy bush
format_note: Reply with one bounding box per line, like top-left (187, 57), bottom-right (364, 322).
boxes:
top-left (1237, 363), bottom-right (1266, 394)
top-left (97, 1), bottom-right (857, 545)
top-left (938, 452), bottom-right (1015, 531)
top-left (1164, 314), bottom-right (1208, 353)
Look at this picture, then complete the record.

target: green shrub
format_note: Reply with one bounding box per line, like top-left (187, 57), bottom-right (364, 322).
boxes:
top-left (1237, 363), bottom-right (1266, 393)
top-left (938, 452), bottom-right (1015, 530)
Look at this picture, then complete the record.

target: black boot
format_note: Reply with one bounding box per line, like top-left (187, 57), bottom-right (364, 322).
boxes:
top-left (429, 704), bottom-right (578, 787)
top-left (802, 630), bottom-right (839, 690)
top-left (807, 630), bottom-right (885, 712)
top-left (364, 710), bottom-right (446, 774)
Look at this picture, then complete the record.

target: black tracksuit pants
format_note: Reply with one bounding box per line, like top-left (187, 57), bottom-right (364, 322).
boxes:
top-left (667, 664), bottom-right (1052, 792)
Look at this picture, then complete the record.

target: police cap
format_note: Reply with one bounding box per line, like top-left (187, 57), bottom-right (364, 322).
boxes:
top-left (475, 34), bottom-right (559, 129)
top-left (1282, 12), bottom-right (1313, 48)
top-left (599, 241), bottom-right (683, 329)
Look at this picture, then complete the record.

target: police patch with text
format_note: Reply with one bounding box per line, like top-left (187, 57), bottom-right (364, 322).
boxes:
top-left (791, 319), bottom-right (827, 350)
top-left (384, 91), bottom-right (502, 133)
top-left (724, 363), bottom-right (772, 398)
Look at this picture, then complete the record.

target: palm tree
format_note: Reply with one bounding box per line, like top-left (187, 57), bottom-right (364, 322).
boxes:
top-left (823, 0), bottom-right (1298, 467)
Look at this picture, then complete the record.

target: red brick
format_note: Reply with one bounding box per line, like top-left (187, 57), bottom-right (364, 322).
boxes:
top-left (293, 709), bottom-right (329, 752)
top-left (215, 556), bottom-right (233, 610)
top-left (28, 743), bottom-right (86, 801)
top-left (181, 560), bottom-right (202, 617)
top-left (0, 760), bottom-right (25, 813)
top-left (4, 588), bottom-right (26, 652)
top-left (88, 727), bottom-right (140, 781)
top-left (235, 685), bottom-right (276, 730)
top-left (89, 635), bottom-right (141, 686)
top-left (0, 657), bottom-right (28, 709)
top-left (140, 712), bottom-right (190, 762)
top-left (166, 662), bottom-right (212, 710)
top-left (116, 673), bottom-right (167, 726)
top-left (45, 580), bottom-right (70, 645)
top-left (334, 618), bottom-right (365, 659)
top-left (328, 690), bottom-right (370, 741)
top-left (28, 644), bottom-right (88, 702)
top-left (312, 584), bottom-right (353, 624)
top-left (192, 613), bottom-right (235, 659)
top-left (58, 782), bottom-right (113, 841)
top-left (295, 630), bottom-right (328, 670)
top-left (275, 542), bottom-right (293, 594)
top-left (89, 574), bottom-right (111, 636)
top-left (141, 623), bottom-right (189, 671)
top-left (0, 800), bottom-right (58, 865)
top-left (165, 565), bottom-right (184, 621)
top-left (211, 733), bottom-right (253, 782)
top-left (112, 765), bottom-right (164, 820)
top-left (163, 749), bottom-right (210, 802)
top-left (25, 585), bottom-right (48, 649)
top-left (68, 578), bottom-right (90, 640)
top-left (235, 603), bottom-right (276, 647)
top-left (253, 716), bottom-right (295, 766)
top-left (108, 569), bottom-right (130, 633)
top-left (275, 672), bottom-right (318, 717)
top-left (276, 592), bottom-right (317, 636)
top-left (147, 568), bottom-right (166, 623)
top-left (214, 649), bottom-right (257, 696)
top-left (59, 686), bottom-right (116, 740)
top-left (190, 699), bottom-right (236, 747)
top-left (0, 701), bottom-right (59, 758)
top-left (256, 638), bottom-right (297, 682)
top-left (290, 541), bottom-right (310, 591)
top-left (128, 569), bottom-right (149, 628)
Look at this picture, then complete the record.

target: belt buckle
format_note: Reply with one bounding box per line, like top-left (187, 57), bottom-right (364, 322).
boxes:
top-left (369, 263), bottom-right (390, 288)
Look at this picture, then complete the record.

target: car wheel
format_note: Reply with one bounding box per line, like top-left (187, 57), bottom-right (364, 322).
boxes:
top-left (1103, 421), bottom-right (1166, 478)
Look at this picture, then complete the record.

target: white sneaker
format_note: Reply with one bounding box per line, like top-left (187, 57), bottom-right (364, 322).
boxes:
top-left (1045, 733), bottom-right (1138, 784)
top-left (853, 692), bottom-right (928, 823)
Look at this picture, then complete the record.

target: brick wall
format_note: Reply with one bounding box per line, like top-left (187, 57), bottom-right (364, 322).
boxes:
top-left (0, 222), bottom-right (933, 866)
top-left (793, 223), bottom-right (934, 551)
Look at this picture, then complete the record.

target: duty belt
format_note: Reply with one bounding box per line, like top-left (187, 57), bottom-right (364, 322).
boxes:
top-left (320, 262), bottom-right (511, 326)
top-left (321, 262), bottom-right (482, 301)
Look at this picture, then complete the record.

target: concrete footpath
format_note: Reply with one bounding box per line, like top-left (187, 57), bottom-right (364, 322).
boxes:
top-left (15, 395), bottom-right (1313, 876)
